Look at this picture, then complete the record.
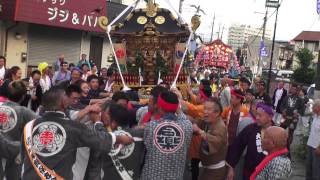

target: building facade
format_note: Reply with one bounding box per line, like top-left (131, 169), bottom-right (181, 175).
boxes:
top-left (277, 41), bottom-right (294, 70)
top-left (293, 31), bottom-right (320, 69)
top-left (227, 24), bottom-right (272, 50)
top-left (0, 0), bottom-right (127, 77)
top-left (244, 36), bottom-right (284, 74)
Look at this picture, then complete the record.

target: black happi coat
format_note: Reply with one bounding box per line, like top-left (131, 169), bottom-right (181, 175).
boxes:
top-left (0, 133), bottom-right (20, 180)
top-left (227, 123), bottom-right (266, 180)
top-left (0, 101), bottom-right (37, 180)
top-left (100, 127), bottom-right (144, 180)
top-left (21, 112), bottom-right (115, 180)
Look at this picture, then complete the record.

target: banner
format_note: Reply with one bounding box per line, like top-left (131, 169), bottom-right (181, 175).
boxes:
top-left (114, 43), bottom-right (127, 72)
top-left (174, 43), bottom-right (186, 73)
top-left (260, 41), bottom-right (268, 57)
top-left (317, 0), bottom-right (320, 15)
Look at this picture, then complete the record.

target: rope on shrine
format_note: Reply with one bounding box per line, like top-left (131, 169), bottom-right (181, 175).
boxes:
top-left (163, 0), bottom-right (193, 89)
top-left (106, 0), bottom-right (193, 90)
top-left (106, 0), bottom-right (142, 91)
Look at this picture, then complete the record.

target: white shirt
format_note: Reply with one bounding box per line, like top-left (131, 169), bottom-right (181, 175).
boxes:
top-left (104, 81), bottom-right (114, 93)
top-left (307, 115), bottom-right (320, 149)
top-left (40, 75), bottom-right (51, 93)
top-left (274, 88), bottom-right (284, 107)
top-left (0, 66), bottom-right (5, 80)
top-left (82, 72), bottom-right (91, 81)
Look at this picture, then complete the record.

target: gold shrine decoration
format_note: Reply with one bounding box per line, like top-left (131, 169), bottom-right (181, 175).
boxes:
top-left (191, 15), bottom-right (201, 32)
top-left (155, 16), bottom-right (165, 24)
top-left (114, 43), bottom-right (127, 71)
top-left (98, 16), bottom-right (109, 30)
top-left (137, 16), bottom-right (148, 25)
top-left (174, 43), bottom-right (186, 73)
top-left (146, 0), bottom-right (157, 17)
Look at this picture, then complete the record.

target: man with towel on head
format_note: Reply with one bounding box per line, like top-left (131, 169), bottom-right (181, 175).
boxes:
top-left (226, 102), bottom-right (274, 180)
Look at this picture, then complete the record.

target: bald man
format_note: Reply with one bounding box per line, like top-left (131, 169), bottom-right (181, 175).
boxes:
top-left (250, 126), bottom-right (292, 180)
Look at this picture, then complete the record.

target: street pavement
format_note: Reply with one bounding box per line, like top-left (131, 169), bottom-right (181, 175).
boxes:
top-left (290, 121), bottom-right (308, 180)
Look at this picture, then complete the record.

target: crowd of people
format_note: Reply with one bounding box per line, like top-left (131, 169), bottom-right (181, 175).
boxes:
top-left (0, 54), bottom-right (319, 180)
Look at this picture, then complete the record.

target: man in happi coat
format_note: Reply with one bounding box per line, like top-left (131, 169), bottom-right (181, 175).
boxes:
top-left (141, 91), bottom-right (192, 180)
top-left (0, 133), bottom-right (20, 180)
top-left (0, 81), bottom-right (38, 180)
top-left (21, 87), bottom-right (133, 180)
top-left (192, 97), bottom-right (228, 180)
top-left (250, 126), bottom-right (291, 180)
top-left (178, 80), bottom-right (212, 180)
top-left (221, 89), bottom-right (250, 148)
top-left (280, 83), bottom-right (304, 152)
top-left (101, 103), bottom-right (145, 180)
top-left (137, 86), bottom-right (168, 125)
top-left (226, 103), bottom-right (274, 180)
top-left (221, 89), bottom-right (252, 180)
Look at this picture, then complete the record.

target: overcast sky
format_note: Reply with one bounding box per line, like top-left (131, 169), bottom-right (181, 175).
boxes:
top-left (123, 0), bottom-right (320, 42)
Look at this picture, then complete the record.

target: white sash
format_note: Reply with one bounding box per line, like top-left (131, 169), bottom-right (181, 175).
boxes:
top-left (199, 161), bottom-right (226, 170)
top-left (108, 129), bottom-right (143, 180)
top-left (24, 120), bottom-right (64, 180)
top-left (109, 154), bottom-right (133, 180)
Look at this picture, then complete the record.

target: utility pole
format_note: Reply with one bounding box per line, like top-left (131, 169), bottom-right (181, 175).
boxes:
top-left (266, 1), bottom-right (280, 94)
top-left (220, 24), bottom-right (225, 39)
top-left (179, 0), bottom-right (184, 14)
top-left (210, 13), bottom-right (216, 42)
top-left (257, 9), bottom-right (268, 76)
top-left (315, 48), bottom-right (320, 98)
top-left (218, 24), bottom-right (221, 40)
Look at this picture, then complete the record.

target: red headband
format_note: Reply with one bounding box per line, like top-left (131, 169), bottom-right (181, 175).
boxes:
top-left (200, 90), bottom-right (209, 101)
top-left (231, 89), bottom-right (244, 99)
top-left (158, 95), bottom-right (179, 112)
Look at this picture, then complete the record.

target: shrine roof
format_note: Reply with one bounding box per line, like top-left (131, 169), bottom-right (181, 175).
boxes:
top-left (204, 39), bottom-right (232, 49)
top-left (110, 8), bottom-right (190, 36)
top-left (107, 2), bottom-right (131, 24)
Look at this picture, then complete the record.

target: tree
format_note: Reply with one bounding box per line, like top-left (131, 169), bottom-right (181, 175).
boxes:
top-left (292, 48), bottom-right (315, 85)
top-left (155, 50), bottom-right (168, 77)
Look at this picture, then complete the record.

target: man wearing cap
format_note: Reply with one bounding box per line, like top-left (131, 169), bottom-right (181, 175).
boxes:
top-left (141, 91), bottom-right (192, 180)
top-left (250, 126), bottom-right (291, 180)
top-left (226, 103), bottom-right (274, 180)
top-left (255, 81), bottom-right (272, 105)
